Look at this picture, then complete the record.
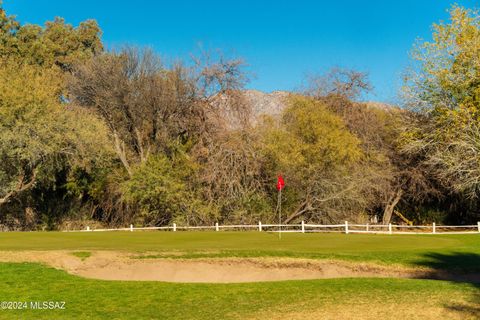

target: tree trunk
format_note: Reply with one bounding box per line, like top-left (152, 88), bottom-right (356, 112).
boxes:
top-left (283, 200), bottom-right (309, 224)
top-left (0, 170), bottom-right (38, 206)
top-left (382, 189), bottom-right (403, 224)
top-left (113, 132), bottom-right (132, 176)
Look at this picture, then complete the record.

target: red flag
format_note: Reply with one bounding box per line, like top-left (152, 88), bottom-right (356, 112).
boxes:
top-left (276, 175), bottom-right (285, 191)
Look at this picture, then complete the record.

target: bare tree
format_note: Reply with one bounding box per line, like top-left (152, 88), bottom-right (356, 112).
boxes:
top-left (69, 47), bottom-right (250, 175)
top-left (303, 67), bottom-right (372, 100)
top-left (68, 46), bottom-right (253, 225)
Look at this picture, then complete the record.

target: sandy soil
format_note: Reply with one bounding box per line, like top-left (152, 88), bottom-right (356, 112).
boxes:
top-left (0, 250), bottom-right (476, 283)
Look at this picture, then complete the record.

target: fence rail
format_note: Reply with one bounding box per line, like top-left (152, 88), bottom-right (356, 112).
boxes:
top-left (68, 221), bottom-right (480, 235)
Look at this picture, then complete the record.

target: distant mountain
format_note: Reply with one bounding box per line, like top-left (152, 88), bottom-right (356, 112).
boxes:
top-left (242, 90), bottom-right (396, 120)
top-left (242, 90), bottom-right (290, 121)
top-left (214, 90), bottom-right (397, 129)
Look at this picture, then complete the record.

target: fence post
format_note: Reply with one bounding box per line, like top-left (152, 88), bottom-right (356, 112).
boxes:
top-left (345, 221), bottom-right (349, 234)
top-left (173, 223), bottom-right (177, 232)
top-left (301, 220), bottom-right (305, 233)
top-left (366, 223), bottom-right (369, 232)
top-left (215, 222), bottom-right (219, 232)
top-left (432, 222), bottom-right (436, 234)
top-left (130, 224), bottom-right (133, 232)
top-left (388, 223), bottom-right (392, 235)
top-left (86, 226), bottom-right (90, 232)
top-left (477, 222), bottom-right (480, 233)
top-left (258, 221), bottom-right (262, 232)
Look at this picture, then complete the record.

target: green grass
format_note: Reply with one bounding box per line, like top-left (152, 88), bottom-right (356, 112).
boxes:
top-left (0, 263), bottom-right (477, 319)
top-left (0, 232), bottom-right (479, 318)
top-left (70, 252), bottom-right (91, 261)
top-left (0, 231), bottom-right (478, 269)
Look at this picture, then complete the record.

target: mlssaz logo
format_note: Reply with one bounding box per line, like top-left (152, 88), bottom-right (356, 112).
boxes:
top-left (30, 301), bottom-right (66, 310)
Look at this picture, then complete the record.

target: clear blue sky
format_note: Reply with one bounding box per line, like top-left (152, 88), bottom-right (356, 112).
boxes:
top-left (3, 0), bottom-right (478, 102)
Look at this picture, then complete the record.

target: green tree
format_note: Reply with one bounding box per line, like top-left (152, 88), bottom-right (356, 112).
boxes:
top-left (259, 96), bottom-right (367, 223)
top-left (122, 149), bottom-right (216, 226)
top-left (403, 5), bottom-right (480, 199)
top-left (0, 61), bottom-right (112, 227)
top-left (304, 67), bottom-right (439, 224)
top-left (0, 5), bottom-right (102, 70)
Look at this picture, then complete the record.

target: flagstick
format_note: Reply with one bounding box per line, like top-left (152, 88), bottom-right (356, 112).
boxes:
top-left (278, 188), bottom-right (282, 240)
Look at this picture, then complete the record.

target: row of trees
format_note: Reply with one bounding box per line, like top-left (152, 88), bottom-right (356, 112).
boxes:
top-left (1, 4), bottom-right (479, 230)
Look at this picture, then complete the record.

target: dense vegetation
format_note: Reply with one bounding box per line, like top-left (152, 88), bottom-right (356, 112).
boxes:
top-left (1, 4), bottom-right (480, 229)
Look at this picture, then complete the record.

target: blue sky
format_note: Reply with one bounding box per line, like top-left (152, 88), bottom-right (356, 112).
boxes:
top-left (3, 0), bottom-right (479, 102)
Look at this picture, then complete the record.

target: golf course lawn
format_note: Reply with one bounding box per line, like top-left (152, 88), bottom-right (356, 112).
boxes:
top-left (0, 263), bottom-right (477, 320)
top-left (0, 232), bottom-right (479, 319)
top-left (0, 231), bottom-right (478, 269)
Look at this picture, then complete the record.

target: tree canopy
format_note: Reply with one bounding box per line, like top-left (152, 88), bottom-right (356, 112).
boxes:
top-left (1, 3), bottom-right (480, 229)
top-left (403, 5), bottom-right (480, 199)
top-left (0, 7), bottom-right (102, 70)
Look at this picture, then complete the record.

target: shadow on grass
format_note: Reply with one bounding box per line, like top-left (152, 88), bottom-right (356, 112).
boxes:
top-left (414, 252), bottom-right (480, 318)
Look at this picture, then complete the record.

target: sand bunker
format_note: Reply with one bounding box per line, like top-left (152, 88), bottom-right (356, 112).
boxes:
top-left (0, 251), bottom-right (475, 283)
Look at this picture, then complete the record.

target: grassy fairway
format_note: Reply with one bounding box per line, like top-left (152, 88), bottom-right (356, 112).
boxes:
top-left (0, 232), bottom-right (479, 319)
top-left (0, 263), bottom-right (477, 320)
top-left (0, 231), bottom-right (478, 269)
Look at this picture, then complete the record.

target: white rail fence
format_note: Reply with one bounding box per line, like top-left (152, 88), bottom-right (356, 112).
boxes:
top-left (73, 221), bottom-right (480, 235)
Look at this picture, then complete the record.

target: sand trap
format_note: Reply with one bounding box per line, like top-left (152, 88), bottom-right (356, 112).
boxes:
top-left (0, 251), bottom-right (476, 283)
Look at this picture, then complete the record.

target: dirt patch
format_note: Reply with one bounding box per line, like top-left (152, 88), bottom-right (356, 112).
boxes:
top-left (0, 251), bottom-right (476, 283)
